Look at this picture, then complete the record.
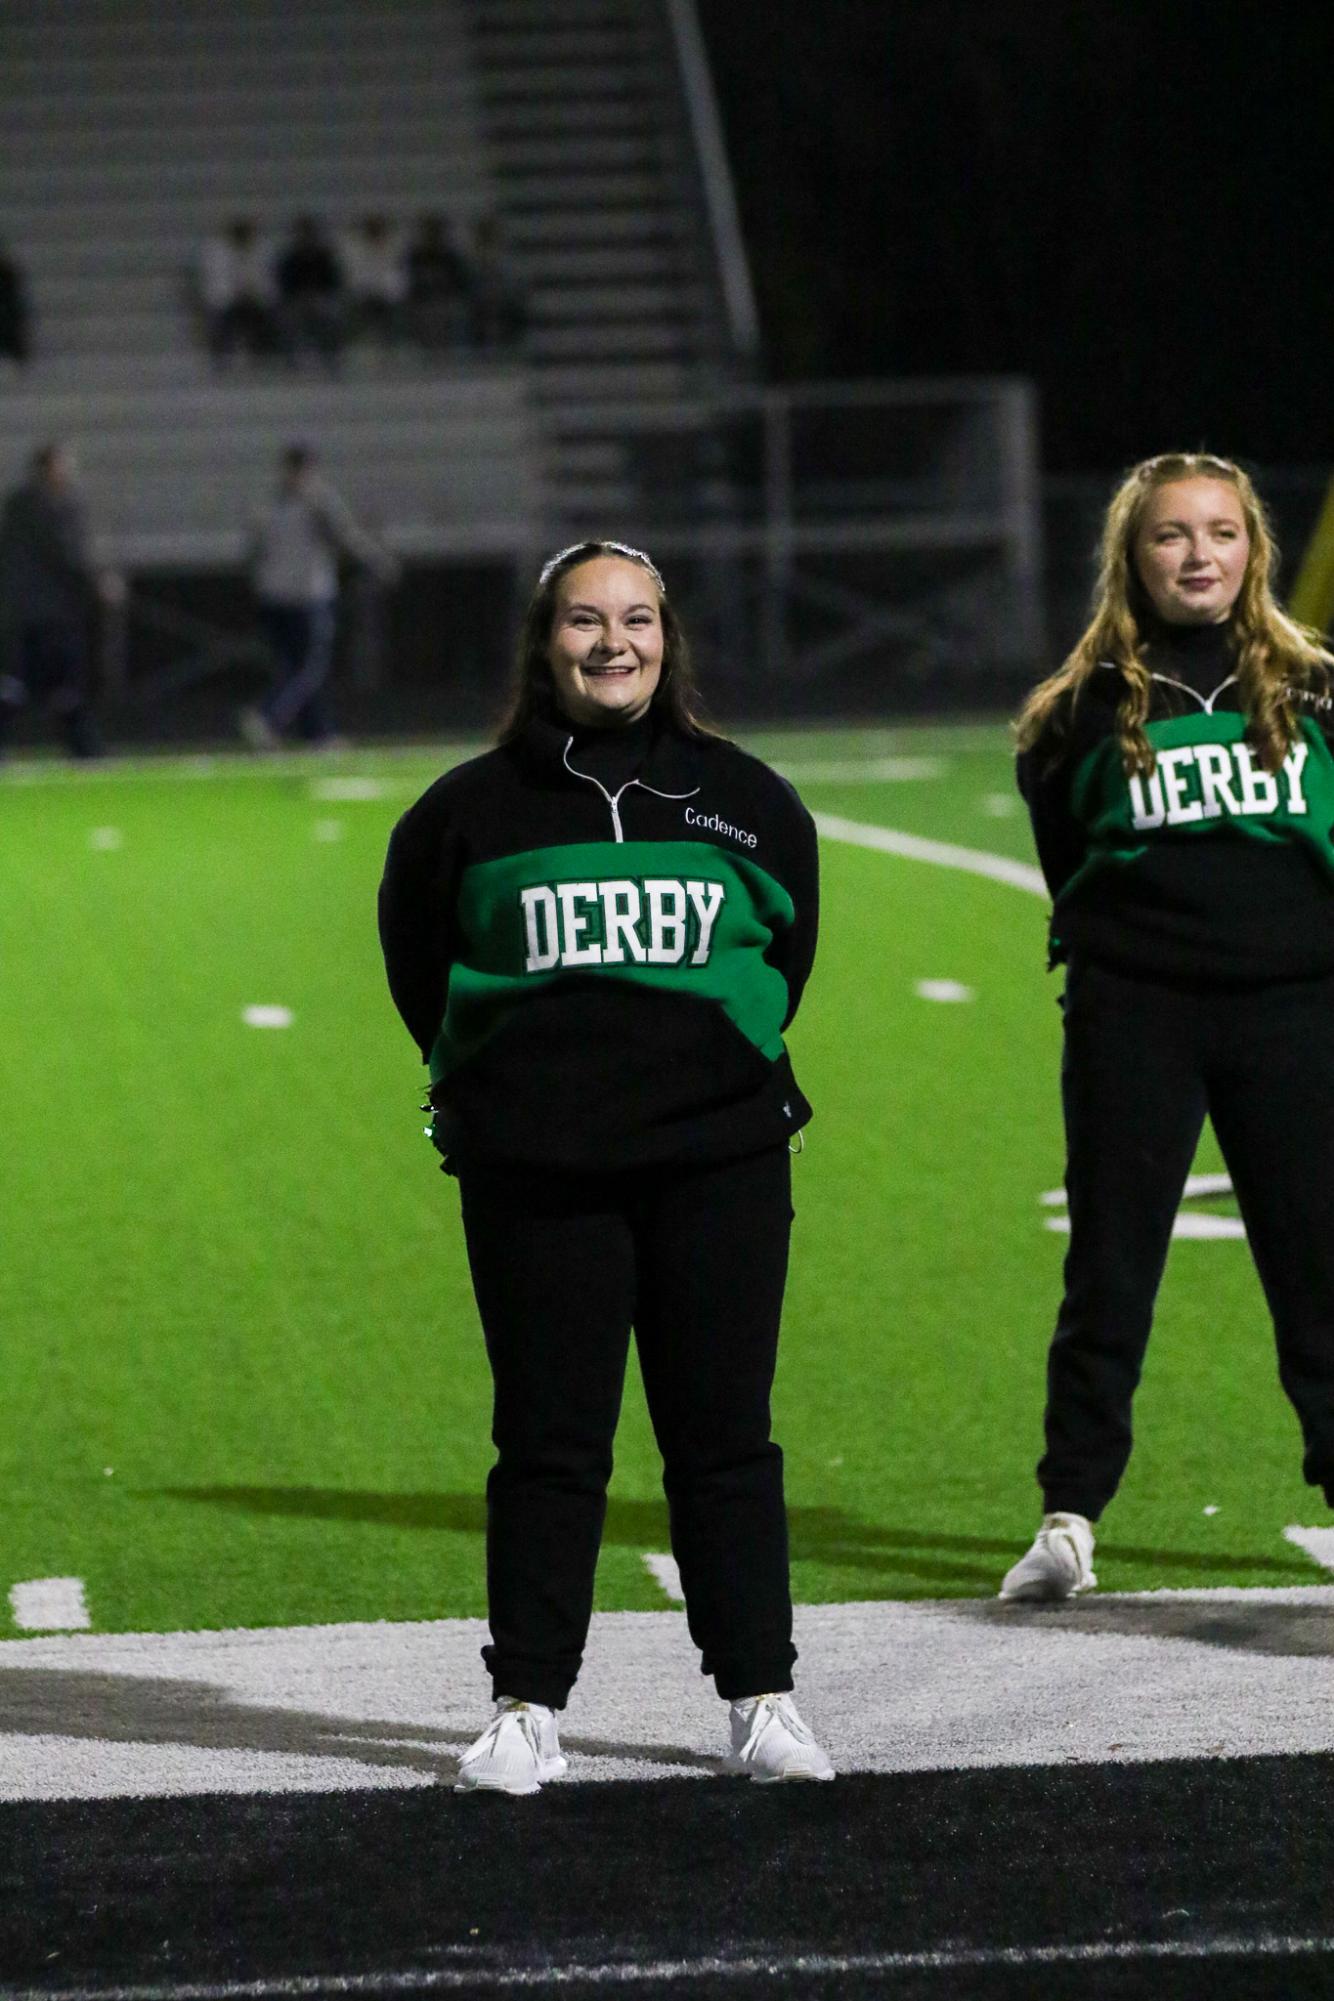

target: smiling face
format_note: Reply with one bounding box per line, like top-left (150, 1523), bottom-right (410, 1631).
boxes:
top-left (1133, 477), bottom-right (1250, 626)
top-left (546, 555), bottom-right (664, 727)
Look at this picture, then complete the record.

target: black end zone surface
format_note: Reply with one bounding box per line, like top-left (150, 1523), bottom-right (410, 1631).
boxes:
top-left (2, 1758), bottom-right (1333, 1999)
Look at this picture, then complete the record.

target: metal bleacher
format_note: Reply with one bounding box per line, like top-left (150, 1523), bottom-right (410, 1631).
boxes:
top-left (0, 0), bottom-right (751, 572)
top-left (0, 0), bottom-right (542, 569)
top-left (0, 1), bottom-right (1043, 710)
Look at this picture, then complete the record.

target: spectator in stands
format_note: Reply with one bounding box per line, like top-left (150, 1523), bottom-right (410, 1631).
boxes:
top-left (404, 213), bottom-right (469, 356)
top-left (274, 217), bottom-right (346, 373)
top-left (466, 213), bottom-right (526, 351)
top-left (341, 214), bottom-right (408, 354)
top-left (240, 443), bottom-right (396, 750)
top-left (0, 443), bottom-right (126, 762)
top-left (196, 218), bottom-right (277, 370)
top-left (0, 240), bottom-right (32, 370)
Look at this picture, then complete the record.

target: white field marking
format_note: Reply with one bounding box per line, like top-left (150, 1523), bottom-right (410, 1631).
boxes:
top-left (0, 744), bottom-right (476, 788)
top-left (312, 819), bottom-right (345, 842)
top-left (642, 1553), bottom-right (684, 1603)
top-left (1040, 1173), bottom-right (1247, 1241)
top-left (914, 979), bottom-right (974, 1004)
top-left (4, 1935), bottom-right (1334, 1999)
top-left (815, 812), bottom-right (1046, 896)
top-left (1204, 1506), bottom-right (1220, 1516)
top-left (241, 1005), bottom-right (294, 1029)
top-left (1284, 1527), bottom-right (1334, 1574)
top-left (777, 755), bottom-right (945, 783)
top-left (87, 826), bottom-right (123, 850)
top-left (309, 776), bottom-right (385, 802)
top-left (981, 791), bottom-right (1018, 816)
top-left (5, 1589), bottom-right (1334, 1803)
top-left (9, 1578), bottom-right (90, 1631)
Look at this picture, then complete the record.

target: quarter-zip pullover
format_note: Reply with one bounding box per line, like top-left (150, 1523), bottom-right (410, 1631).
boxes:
top-left (379, 711), bottom-right (818, 1169)
top-left (1018, 623), bottom-right (1334, 983)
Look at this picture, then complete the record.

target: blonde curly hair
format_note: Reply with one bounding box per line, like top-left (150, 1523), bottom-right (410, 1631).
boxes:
top-left (1016, 453), bottom-right (1331, 775)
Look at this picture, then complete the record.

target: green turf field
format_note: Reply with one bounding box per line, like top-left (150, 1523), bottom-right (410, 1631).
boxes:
top-left (2, 721), bottom-right (1323, 1638)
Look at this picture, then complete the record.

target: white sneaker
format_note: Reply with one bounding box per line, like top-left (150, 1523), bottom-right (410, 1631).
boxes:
top-left (726, 1694), bottom-right (835, 1783)
top-left (999, 1512), bottom-right (1097, 1602)
top-left (453, 1698), bottom-right (568, 1796)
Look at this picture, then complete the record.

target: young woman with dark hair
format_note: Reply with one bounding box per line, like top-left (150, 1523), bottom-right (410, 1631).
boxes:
top-left (379, 541), bottom-right (833, 1789)
top-left (1002, 455), bottom-right (1334, 1601)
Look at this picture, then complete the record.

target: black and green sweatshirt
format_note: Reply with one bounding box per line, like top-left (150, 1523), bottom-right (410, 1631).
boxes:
top-left (378, 711), bottom-right (818, 1170)
top-left (1018, 620), bottom-right (1334, 983)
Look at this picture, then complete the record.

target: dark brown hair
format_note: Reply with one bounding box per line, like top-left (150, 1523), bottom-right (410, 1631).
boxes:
top-left (496, 539), bottom-right (715, 742)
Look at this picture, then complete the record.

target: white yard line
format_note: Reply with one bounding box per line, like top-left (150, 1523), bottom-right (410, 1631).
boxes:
top-left (9, 1579), bottom-right (90, 1632)
top-left (6, 1934), bottom-right (1332, 1999)
top-left (777, 756), bottom-right (945, 783)
top-left (3, 1589), bottom-right (1334, 1803)
top-left (1284, 1527), bottom-right (1334, 1573)
top-left (815, 813), bottom-right (1045, 896)
top-left (0, 746), bottom-right (474, 789)
top-left (641, 1553), bottom-right (684, 1603)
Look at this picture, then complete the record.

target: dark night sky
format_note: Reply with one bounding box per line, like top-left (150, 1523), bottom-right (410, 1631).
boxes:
top-left (699, 1), bottom-right (1334, 473)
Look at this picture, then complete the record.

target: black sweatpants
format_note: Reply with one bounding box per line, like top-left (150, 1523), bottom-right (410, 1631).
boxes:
top-left (457, 1145), bottom-right (798, 1708)
top-left (1040, 957), bottom-right (1334, 1519)
top-left (0, 619), bottom-right (100, 758)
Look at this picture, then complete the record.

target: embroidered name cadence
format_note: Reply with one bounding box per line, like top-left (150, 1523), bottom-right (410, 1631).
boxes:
top-left (520, 877), bottom-right (726, 971)
top-left (1128, 742), bottom-right (1310, 830)
top-left (684, 806), bottom-right (757, 848)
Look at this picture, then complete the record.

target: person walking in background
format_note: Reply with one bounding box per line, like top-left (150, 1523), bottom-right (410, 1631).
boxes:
top-left (0, 239), bottom-right (32, 370)
top-left (0, 442), bottom-right (125, 761)
top-left (378, 539), bottom-right (834, 1794)
top-left (240, 443), bottom-right (395, 751)
top-left (196, 217), bottom-right (277, 370)
top-left (274, 217), bottom-right (345, 373)
top-left (1001, 452), bottom-right (1334, 1603)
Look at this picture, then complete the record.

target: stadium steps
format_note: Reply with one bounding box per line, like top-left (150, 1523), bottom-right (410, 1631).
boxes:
top-left (0, 0), bottom-right (539, 564)
top-left (461, 0), bottom-right (748, 541)
top-left (0, 0), bottom-right (751, 565)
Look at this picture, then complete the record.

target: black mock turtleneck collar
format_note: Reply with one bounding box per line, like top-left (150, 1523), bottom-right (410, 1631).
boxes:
top-left (565, 710), bottom-right (655, 787)
top-left (1142, 614), bottom-right (1236, 697)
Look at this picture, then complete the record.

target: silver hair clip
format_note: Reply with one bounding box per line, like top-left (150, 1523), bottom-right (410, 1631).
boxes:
top-left (537, 540), bottom-right (666, 594)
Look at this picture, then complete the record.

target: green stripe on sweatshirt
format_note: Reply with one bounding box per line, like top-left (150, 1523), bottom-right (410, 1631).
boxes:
top-left (430, 840), bottom-right (797, 1081)
top-left (1059, 711), bottom-right (1334, 905)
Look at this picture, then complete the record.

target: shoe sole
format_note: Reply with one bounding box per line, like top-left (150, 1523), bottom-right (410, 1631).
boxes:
top-left (453, 1755), bottom-right (567, 1797)
top-left (723, 1757), bottom-right (836, 1783)
top-left (998, 1575), bottom-right (1097, 1603)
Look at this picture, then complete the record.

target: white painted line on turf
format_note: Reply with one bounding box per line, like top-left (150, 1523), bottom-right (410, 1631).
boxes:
top-left (778, 756), bottom-right (945, 783)
top-left (1040, 1174), bottom-right (1246, 1242)
top-left (914, 979), bottom-right (974, 1003)
top-left (312, 819), bottom-right (345, 842)
top-left (4, 1932), bottom-right (1334, 1997)
top-left (9, 1578), bottom-right (90, 1631)
top-left (814, 813), bottom-right (1046, 896)
top-left (642, 1553), bottom-right (684, 1603)
top-left (1284, 1526), bottom-right (1334, 1574)
top-left (981, 791), bottom-right (1018, 816)
top-left (4, 1589), bottom-right (1334, 1802)
top-left (0, 745), bottom-right (476, 787)
top-left (88, 826), bottom-right (123, 850)
top-left (241, 1006), bottom-right (294, 1029)
top-left (309, 776), bottom-right (385, 801)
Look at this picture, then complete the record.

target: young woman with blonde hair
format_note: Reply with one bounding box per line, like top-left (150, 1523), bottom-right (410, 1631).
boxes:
top-left (1001, 453), bottom-right (1334, 1600)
